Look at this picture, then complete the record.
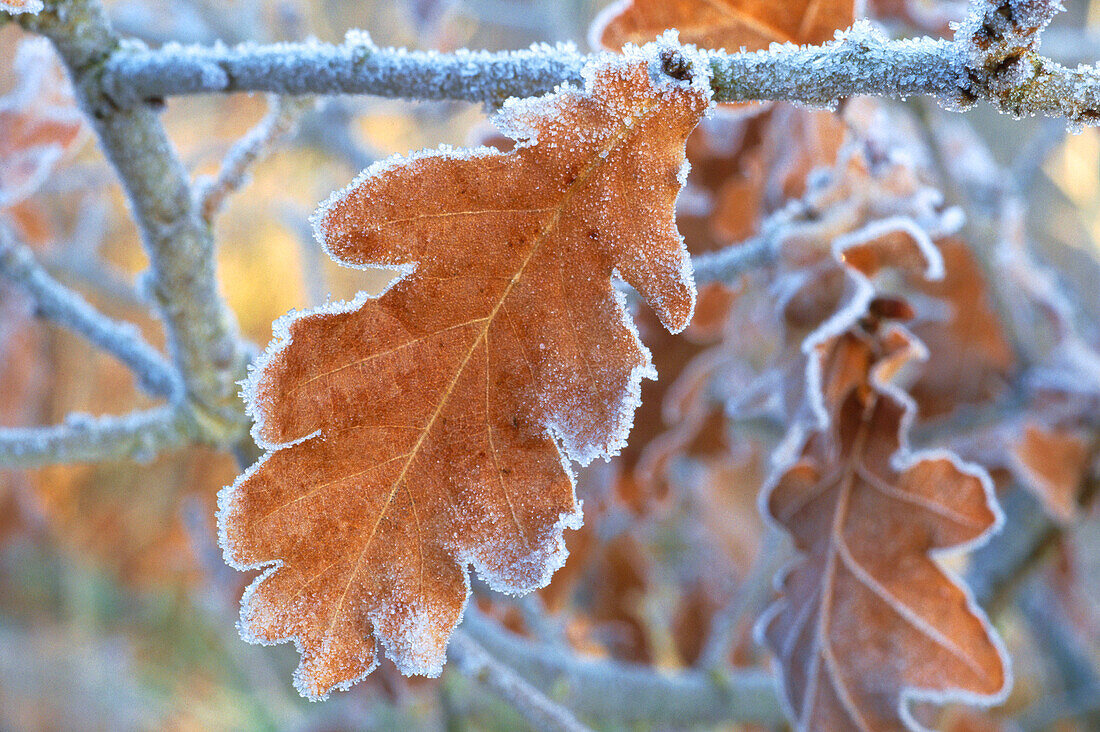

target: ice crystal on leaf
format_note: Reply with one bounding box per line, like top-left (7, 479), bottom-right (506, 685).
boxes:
top-left (0, 0), bottom-right (43, 14)
top-left (218, 42), bottom-right (711, 700)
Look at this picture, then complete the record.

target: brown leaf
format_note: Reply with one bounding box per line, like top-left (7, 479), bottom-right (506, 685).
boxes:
top-left (712, 126), bottom-right (962, 438)
top-left (1008, 422), bottom-right (1089, 524)
top-left (593, 0), bottom-right (857, 52)
top-left (611, 282), bottom-right (736, 510)
top-left (0, 38), bottom-right (84, 208)
top-left (761, 327), bottom-right (1008, 731)
top-left (219, 51), bottom-right (711, 699)
top-left (908, 239), bottom-right (1015, 419)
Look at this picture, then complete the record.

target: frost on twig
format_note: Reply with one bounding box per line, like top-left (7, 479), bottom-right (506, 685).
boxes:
top-left (82, 6), bottom-right (1100, 128)
top-left (0, 223), bottom-right (180, 397)
top-left (954, 0), bottom-right (1100, 128)
top-left (196, 94), bottom-right (315, 223)
top-left (98, 32), bottom-right (588, 108)
top-left (447, 631), bottom-right (590, 732)
top-left (0, 406), bottom-right (190, 469)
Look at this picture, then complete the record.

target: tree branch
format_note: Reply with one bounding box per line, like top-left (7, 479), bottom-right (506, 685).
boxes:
top-left (0, 222), bottom-right (180, 398)
top-left (448, 631), bottom-right (590, 732)
top-left (0, 406), bottom-right (190, 468)
top-left (20, 0), bottom-right (249, 442)
top-left (196, 94), bottom-right (314, 223)
top-left (692, 228), bottom-right (778, 285)
top-left (697, 526), bottom-right (787, 670)
top-left (88, 15), bottom-right (1100, 127)
top-left (461, 610), bottom-right (783, 727)
top-left (99, 34), bottom-right (587, 108)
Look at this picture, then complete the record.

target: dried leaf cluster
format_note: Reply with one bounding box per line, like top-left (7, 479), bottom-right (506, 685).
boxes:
top-left (5, 0), bottom-right (1100, 730)
top-left (208, 2), bottom-right (1100, 730)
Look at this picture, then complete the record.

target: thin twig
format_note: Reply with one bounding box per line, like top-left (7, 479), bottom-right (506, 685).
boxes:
top-left (0, 406), bottom-right (190, 468)
top-left (692, 230), bottom-right (778, 285)
top-left (697, 526), bottom-right (787, 670)
top-left (462, 610), bottom-right (783, 727)
top-left (0, 223), bottom-right (180, 397)
top-left (197, 94), bottom-right (314, 223)
top-left (448, 631), bottom-right (590, 732)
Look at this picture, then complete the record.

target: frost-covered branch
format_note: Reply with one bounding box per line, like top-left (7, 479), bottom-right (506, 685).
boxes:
top-left (448, 631), bottom-right (590, 732)
top-left (89, 8), bottom-right (1100, 127)
top-left (0, 406), bottom-right (190, 469)
top-left (0, 223), bottom-right (180, 398)
top-left (462, 610), bottom-right (784, 726)
top-left (98, 35), bottom-right (587, 108)
top-left (20, 0), bottom-right (249, 442)
top-left (196, 94), bottom-right (314, 223)
top-left (692, 228), bottom-right (779, 284)
top-left (697, 527), bottom-right (787, 670)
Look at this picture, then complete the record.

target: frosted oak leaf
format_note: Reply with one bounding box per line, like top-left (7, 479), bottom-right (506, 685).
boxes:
top-left (760, 326), bottom-right (1009, 732)
top-left (219, 46), bottom-right (711, 700)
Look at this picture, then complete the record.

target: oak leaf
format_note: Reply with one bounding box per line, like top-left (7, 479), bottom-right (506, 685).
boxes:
top-left (1008, 422), bottom-right (1088, 524)
top-left (593, 0), bottom-right (857, 52)
top-left (760, 325), bottom-right (1009, 731)
top-left (219, 48), bottom-right (711, 699)
top-left (0, 38), bottom-right (84, 208)
top-left (907, 239), bottom-right (1015, 419)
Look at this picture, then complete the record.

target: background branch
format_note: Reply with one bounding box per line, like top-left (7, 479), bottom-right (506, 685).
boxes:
top-left (0, 406), bottom-right (190, 468)
top-left (20, 0), bottom-right (249, 441)
top-left (0, 223), bottom-right (179, 398)
top-left (462, 610), bottom-right (784, 727)
top-left (448, 631), bottom-right (590, 732)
